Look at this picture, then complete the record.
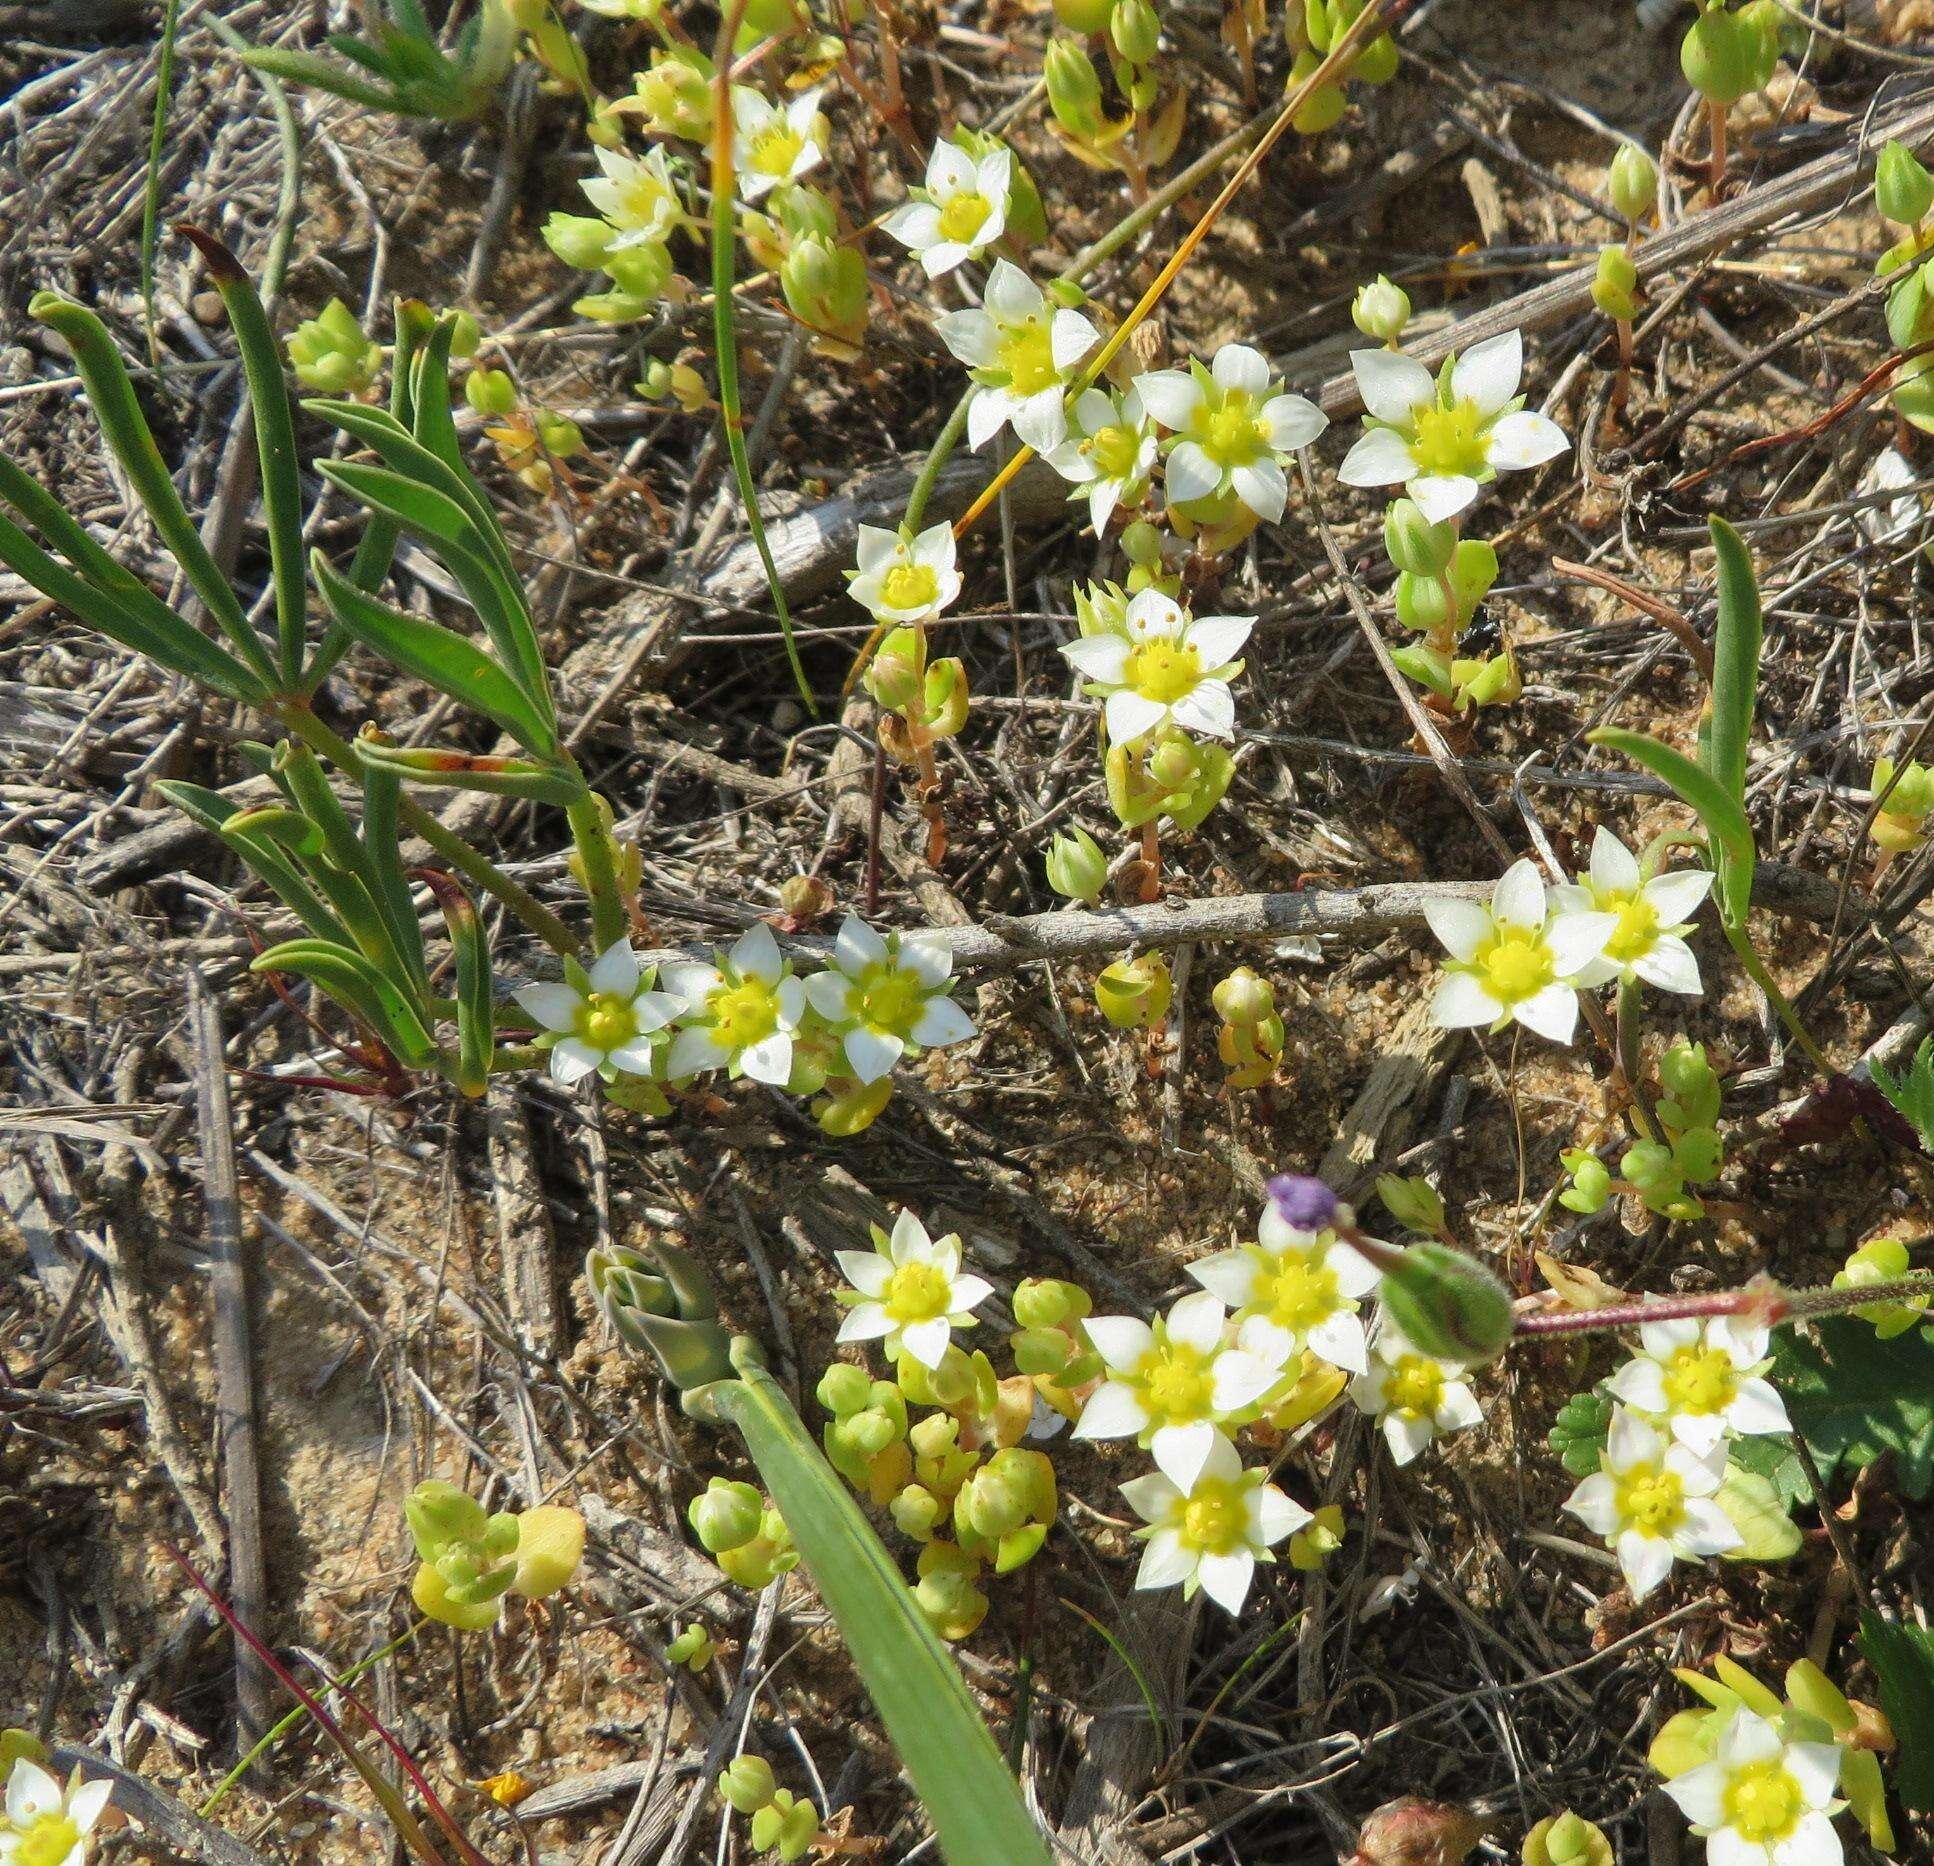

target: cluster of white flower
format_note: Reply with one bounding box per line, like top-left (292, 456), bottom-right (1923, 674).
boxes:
top-left (1425, 832), bottom-right (1714, 1046)
top-left (1564, 1314), bottom-right (1790, 1599)
top-left (513, 915), bottom-right (974, 1129)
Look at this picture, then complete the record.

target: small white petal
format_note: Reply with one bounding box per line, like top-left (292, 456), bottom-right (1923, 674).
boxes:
top-left (1231, 457), bottom-right (1287, 524)
top-left (549, 1037), bottom-right (603, 1085)
top-left (1663, 1761), bottom-right (1729, 1829)
top-left (1645, 866), bottom-right (1716, 924)
top-left (1184, 614), bottom-right (1255, 667)
top-left (843, 1024), bottom-right (905, 1083)
top-left (1430, 971), bottom-right (1503, 1029)
top-left (1105, 688), bottom-right (1167, 744)
top-left (1073, 1378), bottom-right (1150, 1440)
top-left (1164, 439), bottom-right (1222, 504)
top-left (1633, 937), bottom-right (1703, 996)
top-left (1422, 896), bottom-right (1491, 962)
top-left (1211, 342), bottom-right (1273, 395)
top-left (1616, 1528), bottom-right (1675, 1599)
top-left (1486, 408), bottom-right (1570, 471)
top-left (1170, 680), bottom-right (1236, 740)
top-left (1409, 473), bottom-right (1481, 523)
top-left (738, 1031), bottom-right (793, 1085)
top-left (514, 982), bottom-right (582, 1032)
top-left (899, 1315), bottom-right (954, 1369)
top-left (911, 995), bottom-right (976, 1047)
top-left (1165, 1290), bottom-right (1227, 1353)
top-left (1450, 328), bottom-right (1522, 415)
top-left (835, 1250), bottom-right (892, 1297)
top-left (1564, 1471), bottom-right (1622, 1537)
top-left (1150, 1419), bottom-right (1219, 1493)
top-left (1258, 392), bottom-right (1327, 450)
top-left (1491, 859), bottom-right (1547, 927)
top-left (1383, 1410), bottom-right (1435, 1464)
top-left (1135, 1525), bottom-right (1199, 1590)
top-left (837, 1302), bottom-right (895, 1342)
top-left (1133, 368), bottom-right (1201, 430)
top-left (1349, 347), bottom-right (1434, 426)
top-left (1727, 1377), bottom-right (1791, 1436)
top-left (729, 919), bottom-right (783, 982)
top-left (1083, 1315), bottom-right (1155, 1371)
top-left (935, 308), bottom-right (1000, 368)
top-left (1187, 1250), bottom-right (1256, 1308)
top-left (1306, 1310), bottom-right (1368, 1374)
top-left (1785, 1743), bottom-right (1843, 1810)
top-left (1194, 1547), bottom-right (1256, 1614)
top-left (883, 200), bottom-right (941, 250)
top-left (1336, 426), bottom-right (1417, 488)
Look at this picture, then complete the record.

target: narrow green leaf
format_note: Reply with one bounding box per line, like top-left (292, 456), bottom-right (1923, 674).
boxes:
top-left (1858, 1610), bottom-right (1934, 1811)
top-left (223, 809), bottom-right (397, 965)
top-left (358, 747), bottom-right (429, 996)
top-left (311, 550), bottom-right (554, 752)
top-left (355, 738), bottom-right (582, 807)
top-left (29, 292), bottom-right (280, 689)
top-left (319, 459), bottom-right (473, 549)
top-left (421, 871), bottom-right (493, 1097)
top-left (240, 48), bottom-right (405, 113)
top-left (0, 503), bottom-right (261, 701)
top-left (1703, 515), bottom-right (1763, 804)
top-left (176, 229), bottom-right (311, 684)
top-left (1589, 727), bottom-right (1756, 924)
top-left (716, 1362), bottom-right (1051, 1866)
top-left (158, 782), bottom-right (352, 945)
top-left (252, 938), bottom-right (437, 1067)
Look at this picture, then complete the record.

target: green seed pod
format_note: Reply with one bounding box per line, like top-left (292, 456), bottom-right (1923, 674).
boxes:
top-left (1383, 496), bottom-right (1456, 576)
top-left (446, 310), bottom-right (482, 359)
top-left (464, 368), bottom-right (517, 417)
top-left (1353, 272), bottom-right (1415, 346)
top-left (603, 239), bottom-right (676, 302)
top-left (1110, 0), bottom-right (1160, 65)
top-left (1609, 144), bottom-right (1658, 224)
top-left (1680, 8), bottom-right (1753, 105)
top-left (1010, 1324), bottom-right (1076, 1377)
top-left (537, 411), bottom-right (583, 459)
top-left (1524, 1811), bottom-right (1614, 1866)
top-left (1672, 1125), bottom-right (1724, 1184)
top-left (1393, 570), bottom-right (1452, 634)
top-left (1212, 965), bottom-right (1276, 1026)
top-left (923, 657), bottom-right (970, 738)
top-left (718, 1754), bottom-right (776, 1813)
top-left (689, 1477), bottom-right (764, 1554)
top-left (1095, 953), bottom-right (1172, 1029)
top-left (1376, 1241), bottom-right (1515, 1365)
top-left (1591, 244), bottom-right (1640, 322)
top-left (1349, 29), bottom-right (1398, 85)
top-left (1046, 36), bottom-right (1107, 138)
top-left (405, 1479), bottom-right (487, 1558)
top-left (1046, 825), bottom-right (1110, 903)
top-left (1879, 141), bottom-right (1934, 228)
top-left (863, 625), bottom-right (927, 712)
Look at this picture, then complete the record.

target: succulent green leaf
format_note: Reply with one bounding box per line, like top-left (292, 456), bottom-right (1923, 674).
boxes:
top-left (1858, 1610), bottom-right (1934, 1811)
top-left (1702, 515), bottom-right (1762, 806)
top-left (1589, 727), bottom-right (1755, 926)
top-left (422, 871), bottom-right (493, 1097)
top-left (252, 937), bottom-right (437, 1066)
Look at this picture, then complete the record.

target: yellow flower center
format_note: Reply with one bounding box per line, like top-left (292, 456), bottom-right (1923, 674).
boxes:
top-left (750, 125), bottom-right (804, 178)
top-left (1254, 1253), bottom-right (1340, 1333)
top-left (16, 1816), bottom-right (83, 1866)
top-left (1123, 638), bottom-right (1203, 704)
top-left (1087, 423), bottom-right (1143, 480)
top-left (881, 562), bottom-right (939, 611)
top-left (1614, 1462), bottom-right (1686, 1535)
top-left (1602, 892), bottom-right (1661, 962)
top-left (1662, 1345), bottom-right (1736, 1415)
top-left (614, 173), bottom-right (674, 231)
top-left (1408, 398), bottom-right (1489, 477)
top-left (885, 1259), bottom-right (953, 1322)
top-left (577, 993), bottom-right (638, 1053)
top-left (855, 960), bottom-right (924, 1034)
top-left (1474, 927), bottom-right (1553, 1004)
top-left (998, 319), bottom-right (1059, 396)
top-left (1196, 390), bottom-right (1268, 466)
top-left (1724, 1761), bottom-right (1803, 1843)
top-left (708, 977), bottom-right (781, 1050)
top-left (1139, 1344), bottom-right (1212, 1422)
top-left (937, 192), bottom-right (992, 244)
top-left (1180, 1479), bottom-right (1245, 1552)
top-left (1386, 1355), bottom-right (1444, 1417)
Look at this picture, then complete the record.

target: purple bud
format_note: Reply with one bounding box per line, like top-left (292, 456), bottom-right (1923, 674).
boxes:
top-left (1267, 1174), bottom-right (1339, 1233)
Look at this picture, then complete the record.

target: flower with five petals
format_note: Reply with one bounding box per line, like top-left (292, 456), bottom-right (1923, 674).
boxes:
top-left (1059, 587), bottom-right (1252, 745)
top-left (514, 940), bottom-right (685, 1086)
top-left (803, 915), bottom-right (976, 1083)
top-left (934, 260), bottom-right (1100, 454)
top-left (834, 1209), bottom-right (993, 1369)
top-left (662, 922), bottom-right (808, 1087)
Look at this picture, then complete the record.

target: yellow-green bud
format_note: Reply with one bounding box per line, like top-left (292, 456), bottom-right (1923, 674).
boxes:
top-left (1352, 274), bottom-right (1411, 345)
top-left (1046, 825), bottom-right (1110, 903)
top-left (718, 1753), bottom-right (776, 1813)
top-left (1680, 8), bottom-right (1753, 104)
top-left (781, 233), bottom-right (869, 350)
top-left (817, 1362), bottom-right (874, 1416)
top-left (913, 1561), bottom-right (988, 1641)
top-left (537, 411), bottom-right (583, 458)
top-left (1879, 141), bottom-right (1934, 229)
top-left (286, 298), bottom-right (382, 395)
top-left (1095, 953), bottom-right (1172, 1029)
top-left (1523, 1812), bottom-right (1613, 1866)
top-left (1012, 1276), bottom-right (1090, 1328)
top-left (668, 1623), bottom-right (715, 1670)
top-left (863, 626), bottom-right (927, 713)
top-left (1383, 497), bottom-right (1455, 577)
top-left (542, 212), bottom-right (615, 272)
top-left (890, 1483), bottom-right (944, 1540)
top-left (1046, 36), bottom-right (1106, 138)
top-left (1591, 245), bottom-right (1640, 323)
top-left (465, 368), bottom-right (518, 418)
top-left (924, 657), bottom-right (970, 738)
top-left (446, 310), bottom-right (482, 359)
top-left (1212, 965), bottom-right (1276, 1026)
top-left (815, 1074), bottom-right (893, 1136)
top-left (689, 1477), bottom-right (764, 1553)
top-left (1609, 144), bottom-right (1658, 224)
top-left (1377, 1241), bottom-right (1515, 1364)
top-left (1110, 0), bottom-right (1160, 64)
top-left (1053, 0), bottom-right (1116, 28)
top-left (1286, 47), bottom-right (1348, 136)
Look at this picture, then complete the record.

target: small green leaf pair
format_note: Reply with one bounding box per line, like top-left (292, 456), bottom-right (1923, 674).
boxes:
top-left (243, 0), bottom-right (520, 122)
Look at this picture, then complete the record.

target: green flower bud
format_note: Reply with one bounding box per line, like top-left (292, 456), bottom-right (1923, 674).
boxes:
top-left (690, 1477), bottom-right (764, 1553)
top-left (1096, 953), bottom-right (1172, 1029)
top-left (446, 310), bottom-right (482, 359)
top-left (1620, 1137), bottom-right (1678, 1193)
top-left (956, 1447), bottom-right (1054, 1546)
top-left (286, 298), bottom-right (381, 395)
top-left (1524, 1811), bottom-right (1613, 1866)
top-left (1737, 0), bottom-right (1783, 87)
top-left (1011, 1324), bottom-right (1076, 1377)
top-left (1376, 1241), bottom-right (1515, 1365)
top-left (890, 1482), bottom-right (944, 1540)
top-left (1383, 497), bottom-right (1456, 577)
top-left (913, 1560), bottom-right (988, 1641)
top-left (1657, 1038), bottom-right (1718, 1107)
top-left (1609, 144), bottom-right (1658, 224)
top-left (465, 367), bottom-right (518, 417)
top-left (718, 1753), bottom-right (777, 1813)
top-left (817, 1362), bottom-right (874, 1416)
top-left (1046, 36), bottom-right (1106, 138)
top-left (1046, 825), bottom-right (1110, 903)
top-left (668, 1622), bottom-right (715, 1670)
top-left (406, 1479), bottom-right (487, 1557)
top-left (749, 1789), bottom-right (820, 1860)
top-left (1879, 141), bottom-right (1934, 229)
top-left (1120, 519), bottom-right (1164, 567)
top-left (1073, 578), bottom-right (1132, 637)
top-left (863, 625), bottom-right (927, 712)
top-left (1013, 1276), bottom-right (1089, 1328)
top-left (1286, 47), bottom-right (1348, 136)
top-left (632, 46), bottom-right (714, 140)
top-left (537, 411), bottom-right (583, 459)
top-left (1591, 245), bottom-right (1640, 322)
top-left (604, 240), bottom-right (676, 303)
top-left (1680, 8), bottom-right (1753, 105)
top-left (898, 1345), bottom-right (976, 1409)
top-left (542, 212), bottom-right (616, 272)
top-left (1557, 1148), bottom-right (1611, 1214)
top-left (781, 232), bottom-right (869, 351)
top-left (1052, 0), bottom-right (1117, 29)
top-left (1109, 0), bottom-right (1160, 65)
top-left (1212, 965), bottom-right (1276, 1026)
top-left (1672, 1125), bottom-right (1723, 1183)
top-left (924, 657), bottom-right (970, 738)
top-left (1375, 1172), bottom-right (1446, 1235)
top-left (1352, 274), bottom-right (1411, 345)
top-left (1393, 571), bottom-right (1451, 635)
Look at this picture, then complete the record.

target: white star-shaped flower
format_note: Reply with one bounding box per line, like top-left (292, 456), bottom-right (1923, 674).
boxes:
top-left (1562, 1405), bottom-right (1741, 1599)
top-left (731, 86), bottom-right (827, 202)
top-left (1073, 1289), bottom-right (1287, 1492)
top-left (661, 921), bottom-right (808, 1087)
top-left (834, 1209), bottom-right (993, 1369)
top-left (1134, 342), bottom-right (1327, 524)
top-left (1119, 1430), bottom-right (1310, 1616)
top-left (1663, 1709), bottom-right (1843, 1866)
top-left (883, 139), bottom-right (1011, 278)
top-left (1551, 827), bottom-right (1713, 995)
top-left (0, 1758), bottom-right (113, 1866)
top-left (802, 915), bottom-right (976, 1084)
top-left (1348, 1326), bottom-right (1484, 1464)
top-left (1606, 1316), bottom-right (1790, 1456)
top-left (1043, 384), bottom-right (1160, 532)
top-left (1423, 858), bottom-right (1613, 1046)
top-left (579, 143), bottom-right (684, 249)
top-left (846, 521), bottom-right (961, 625)
top-left (514, 940), bottom-right (686, 1086)
top-left (934, 260), bottom-right (1100, 455)
top-left (1339, 329), bottom-right (1569, 523)
top-left (1058, 586), bottom-right (1252, 746)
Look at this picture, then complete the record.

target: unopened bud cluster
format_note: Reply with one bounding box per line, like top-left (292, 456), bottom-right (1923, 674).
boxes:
top-left (1212, 965), bottom-right (1284, 1087)
top-left (404, 1479), bottom-right (585, 1631)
